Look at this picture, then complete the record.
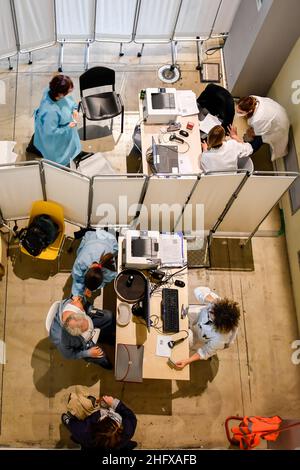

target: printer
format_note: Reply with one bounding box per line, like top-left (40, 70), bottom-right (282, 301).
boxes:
top-left (125, 230), bottom-right (160, 269)
top-left (143, 88), bottom-right (179, 124)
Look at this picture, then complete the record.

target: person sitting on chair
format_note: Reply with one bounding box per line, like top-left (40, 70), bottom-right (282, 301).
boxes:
top-left (33, 74), bottom-right (82, 166)
top-left (71, 229), bottom-right (118, 301)
top-left (176, 287), bottom-right (240, 369)
top-left (62, 395), bottom-right (137, 450)
top-left (49, 297), bottom-right (115, 370)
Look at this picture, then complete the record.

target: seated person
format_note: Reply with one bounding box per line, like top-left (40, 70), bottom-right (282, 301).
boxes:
top-left (72, 229), bottom-right (118, 300)
top-left (49, 297), bottom-right (115, 369)
top-left (197, 83), bottom-right (235, 133)
top-left (62, 395), bottom-right (137, 450)
top-left (176, 287), bottom-right (240, 369)
top-left (201, 125), bottom-right (256, 172)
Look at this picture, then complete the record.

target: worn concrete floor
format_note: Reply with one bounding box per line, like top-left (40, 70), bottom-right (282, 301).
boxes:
top-left (0, 41), bottom-right (299, 449)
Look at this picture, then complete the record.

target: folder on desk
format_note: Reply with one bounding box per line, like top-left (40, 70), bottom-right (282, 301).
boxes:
top-left (115, 344), bottom-right (144, 383)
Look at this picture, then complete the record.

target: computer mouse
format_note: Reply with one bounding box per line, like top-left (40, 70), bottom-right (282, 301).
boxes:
top-left (179, 130), bottom-right (189, 138)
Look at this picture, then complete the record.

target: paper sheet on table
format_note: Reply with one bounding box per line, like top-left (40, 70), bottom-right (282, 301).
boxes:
top-left (177, 90), bottom-right (199, 116)
top-left (160, 232), bottom-right (185, 267)
top-left (178, 155), bottom-right (193, 173)
top-left (156, 335), bottom-right (172, 357)
top-left (200, 114), bottom-right (222, 134)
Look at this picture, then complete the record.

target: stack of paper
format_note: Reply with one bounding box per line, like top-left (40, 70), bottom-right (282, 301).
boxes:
top-left (177, 90), bottom-right (199, 116)
top-left (199, 114), bottom-right (222, 134)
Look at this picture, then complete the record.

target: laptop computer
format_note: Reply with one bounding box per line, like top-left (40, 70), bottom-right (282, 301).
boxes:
top-left (152, 137), bottom-right (179, 174)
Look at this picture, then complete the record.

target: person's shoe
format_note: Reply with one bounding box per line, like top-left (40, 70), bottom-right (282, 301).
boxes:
top-left (99, 357), bottom-right (113, 370)
top-left (127, 440), bottom-right (138, 450)
top-left (61, 412), bottom-right (72, 426)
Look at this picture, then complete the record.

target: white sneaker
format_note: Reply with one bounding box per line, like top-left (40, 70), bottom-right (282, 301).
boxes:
top-left (194, 287), bottom-right (219, 304)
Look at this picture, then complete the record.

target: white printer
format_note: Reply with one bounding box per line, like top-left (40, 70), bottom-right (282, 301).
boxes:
top-left (125, 230), bottom-right (160, 269)
top-left (143, 88), bottom-right (179, 124)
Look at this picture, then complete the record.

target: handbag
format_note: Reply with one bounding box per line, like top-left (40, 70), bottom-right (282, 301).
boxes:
top-left (115, 344), bottom-right (144, 383)
top-left (67, 386), bottom-right (100, 420)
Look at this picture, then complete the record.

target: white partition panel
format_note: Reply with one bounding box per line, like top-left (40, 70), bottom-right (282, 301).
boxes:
top-left (174, 0), bottom-right (241, 39)
top-left (43, 163), bottom-right (90, 227)
top-left (216, 174), bottom-right (298, 236)
top-left (95, 0), bottom-right (137, 42)
top-left (135, 0), bottom-right (181, 43)
top-left (213, 0), bottom-right (241, 34)
top-left (138, 176), bottom-right (197, 231)
top-left (91, 176), bottom-right (146, 227)
top-left (189, 173), bottom-right (245, 232)
top-left (0, 164), bottom-right (43, 220)
top-left (0, 0), bottom-right (17, 60)
top-left (56, 0), bottom-right (96, 41)
top-left (13, 0), bottom-right (56, 52)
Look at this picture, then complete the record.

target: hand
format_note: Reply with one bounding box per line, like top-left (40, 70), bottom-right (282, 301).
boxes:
top-left (73, 110), bottom-right (79, 121)
top-left (69, 121), bottom-right (77, 128)
top-left (246, 126), bottom-right (255, 139)
top-left (175, 359), bottom-right (189, 369)
top-left (89, 346), bottom-right (104, 358)
top-left (102, 396), bottom-right (114, 407)
top-left (228, 124), bottom-right (238, 139)
top-left (201, 141), bottom-right (208, 151)
top-left (84, 288), bottom-right (92, 298)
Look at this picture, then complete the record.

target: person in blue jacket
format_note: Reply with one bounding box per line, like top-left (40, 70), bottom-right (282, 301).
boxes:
top-left (62, 395), bottom-right (137, 450)
top-left (34, 74), bottom-right (81, 166)
top-left (71, 230), bottom-right (118, 301)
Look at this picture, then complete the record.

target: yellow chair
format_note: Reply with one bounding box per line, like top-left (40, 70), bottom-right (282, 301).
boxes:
top-left (21, 200), bottom-right (65, 261)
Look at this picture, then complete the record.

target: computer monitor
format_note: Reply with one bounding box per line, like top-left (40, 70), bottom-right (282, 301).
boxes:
top-left (131, 279), bottom-right (151, 332)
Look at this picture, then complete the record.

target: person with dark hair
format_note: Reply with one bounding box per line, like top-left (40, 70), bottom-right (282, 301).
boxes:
top-left (61, 395), bottom-right (137, 450)
top-left (236, 95), bottom-right (290, 161)
top-left (33, 74), bottom-right (81, 166)
top-left (71, 230), bottom-right (118, 300)
top-left (197, 84), bottom-right (235, 133)
top-left (201, 124), bottom-right (254, 172)
top-left (176, 287), bottom-right (240, 368)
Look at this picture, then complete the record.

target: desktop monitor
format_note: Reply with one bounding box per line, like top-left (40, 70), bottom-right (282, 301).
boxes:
top-left (132, 279), bottom-right (151, 332)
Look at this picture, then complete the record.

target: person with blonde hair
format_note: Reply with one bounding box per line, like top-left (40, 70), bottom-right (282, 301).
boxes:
top-left (201, 125), bottom-right (254, 172)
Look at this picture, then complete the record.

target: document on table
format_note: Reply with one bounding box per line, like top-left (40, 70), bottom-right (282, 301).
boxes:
top-left (199, 113), bottom-right (222, 134)
top-left (178, 155), bottom-right (193, 173)
top-left (160, 232), bottom-right (185, 267)
top-left (156, 335), bottom-right (172, 357)
top-left (177, 90), bottom-right (199, 116)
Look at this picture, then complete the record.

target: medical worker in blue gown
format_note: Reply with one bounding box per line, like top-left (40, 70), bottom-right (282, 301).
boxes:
top-left (34, 75), bottom-right (81, 166)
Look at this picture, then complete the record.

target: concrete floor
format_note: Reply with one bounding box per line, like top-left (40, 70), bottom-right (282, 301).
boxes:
top-left (0, 41), bottom-right (300, 449)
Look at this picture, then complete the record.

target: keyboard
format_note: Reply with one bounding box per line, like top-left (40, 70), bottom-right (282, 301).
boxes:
top-left (161, 288), bottom-right (179, 333)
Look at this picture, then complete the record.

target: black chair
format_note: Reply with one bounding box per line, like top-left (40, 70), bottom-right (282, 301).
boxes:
top-left (79, 66), bottom-right (124, 141)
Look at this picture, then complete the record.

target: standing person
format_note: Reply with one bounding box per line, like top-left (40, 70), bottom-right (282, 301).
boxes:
top-left (197, 84), bottom-right (235, 133)
top-left (201, 125), bottom-right (257, 172)
top-left (236, 96), bottom-right (290, 161)
top-left (62, 395), bottom-right (137, 450)
top-left (71, 230), bottom-right (118, 301)
top-left (33, 74), bottom-right (81, 166)
top-left (176, 287), bottom-right (240, 368)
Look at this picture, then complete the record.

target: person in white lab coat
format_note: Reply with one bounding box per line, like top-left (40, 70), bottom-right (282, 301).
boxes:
top-left (201, 125), bottom-right (255, 173)
top-left (236, 96), bottom-right (290, 161)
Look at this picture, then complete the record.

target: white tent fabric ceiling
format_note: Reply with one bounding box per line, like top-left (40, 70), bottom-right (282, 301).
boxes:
top-left (0, 0), bottom-right (241, 58)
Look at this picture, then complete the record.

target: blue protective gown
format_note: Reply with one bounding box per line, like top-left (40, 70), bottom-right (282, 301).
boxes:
top-left (34, 89), bottom-right (81, 166)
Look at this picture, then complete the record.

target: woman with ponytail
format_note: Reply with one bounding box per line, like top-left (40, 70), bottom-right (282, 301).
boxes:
top-left (71, 230), bottom-right (118, 300)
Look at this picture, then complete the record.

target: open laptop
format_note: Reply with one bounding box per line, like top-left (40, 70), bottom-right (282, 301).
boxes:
top-left (152, 137), bottom-right (179, 174)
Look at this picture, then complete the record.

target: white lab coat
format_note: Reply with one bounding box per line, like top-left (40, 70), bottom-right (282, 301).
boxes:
top-left (201, 139), bottom-right (253, 173)
top-left (248, 96), bottom-right (290, 161)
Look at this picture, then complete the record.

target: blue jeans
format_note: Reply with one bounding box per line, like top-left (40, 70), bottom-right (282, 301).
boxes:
top-left (84, 308), bottom-right (115, 367)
